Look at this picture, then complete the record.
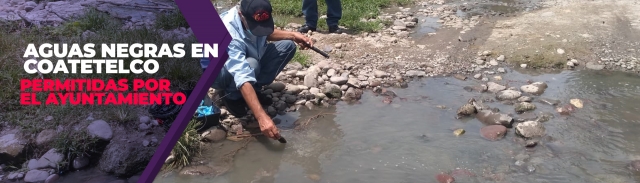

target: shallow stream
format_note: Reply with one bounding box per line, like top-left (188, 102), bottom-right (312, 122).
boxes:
top-left (153, 68), bottom-right (640, 183)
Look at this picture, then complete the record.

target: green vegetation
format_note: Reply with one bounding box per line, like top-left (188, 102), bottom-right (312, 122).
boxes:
top-left (156, 9), bottom-right (190, 30)
top-left (52, 130), bottom-right (101, 161)
top-left (270, 0), bottom-right (413, 32)
top-left (292, 51), bottom-right (311, 66)
top-left (163, 119), bottom-right (203, 170)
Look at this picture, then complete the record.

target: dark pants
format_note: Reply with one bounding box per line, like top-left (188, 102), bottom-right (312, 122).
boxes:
top-left (205, 40), bottom-right (297, 100)
top-left (302, 0), bottom-right (342, 28)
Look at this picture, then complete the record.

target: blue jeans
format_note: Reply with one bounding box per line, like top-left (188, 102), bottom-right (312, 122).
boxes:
top-left (202, 40), bottom-right (297, 100)
top-left (302, 0), bottom-right (342, 28)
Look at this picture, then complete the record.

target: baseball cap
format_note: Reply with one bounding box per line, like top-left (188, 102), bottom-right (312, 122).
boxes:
top-left (239, 0), bottom-right (275, 36)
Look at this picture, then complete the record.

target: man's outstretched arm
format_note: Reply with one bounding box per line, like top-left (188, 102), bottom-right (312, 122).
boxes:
top-left (239, 82), bottom-right (280, 139)
top-left (226, 39), bottom-right (280, 140)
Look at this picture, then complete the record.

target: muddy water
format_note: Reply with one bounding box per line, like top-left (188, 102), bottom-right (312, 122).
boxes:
top-left (153, 69), bottom-right (640, 183)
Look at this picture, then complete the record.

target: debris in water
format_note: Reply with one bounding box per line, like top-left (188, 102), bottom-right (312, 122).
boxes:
top-left (383, 97), bottom-right (393, 104)
top-left (527, 165), bottom-right (536, 172)
top-left (570, 98), bottom-right (583, 108)
top-left (453, 129), bottom-right (465, 136)
top-left (307, 174), bottom-right (321, 181)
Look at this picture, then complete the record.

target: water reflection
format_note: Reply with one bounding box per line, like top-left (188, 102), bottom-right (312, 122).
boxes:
top-left (217, 106), bottom-right (343, 183)
top-left (155, 69), bottom-right (640, 183)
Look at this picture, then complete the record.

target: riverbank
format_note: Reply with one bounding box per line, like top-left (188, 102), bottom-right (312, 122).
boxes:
top-left (168, 0), bottom-right (640, 179)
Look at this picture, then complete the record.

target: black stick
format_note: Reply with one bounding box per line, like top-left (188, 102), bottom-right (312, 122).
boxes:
top-left (303, 42), bottom-right (330, 59)
top-left (277, 136), bottom-right (287, 143)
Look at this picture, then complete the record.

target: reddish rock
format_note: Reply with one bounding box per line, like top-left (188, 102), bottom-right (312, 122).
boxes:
top-left (480, 125), bottom-right (508, 141)
top-left (556, 104), bottom-right (575, 115)
top-left (436, 173), bottom-right (455, 183)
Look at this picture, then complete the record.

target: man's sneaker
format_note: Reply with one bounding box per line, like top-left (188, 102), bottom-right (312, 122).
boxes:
top-left (329, 26), bottom-right (342, 34)
top-left (298, 25), bottom-right (316, 33)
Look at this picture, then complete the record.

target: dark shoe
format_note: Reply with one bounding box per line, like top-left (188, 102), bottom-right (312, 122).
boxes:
top-left (329, 26), bottom-right (342, 34)
top-left (298, 25), bottom-right (316, 33)
top-left (219, 91), bottom-right (248, 117)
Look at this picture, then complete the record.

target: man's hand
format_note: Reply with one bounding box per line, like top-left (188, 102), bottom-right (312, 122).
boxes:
top-left (258, 118), bottom-right (281, 140)
top-left (268, 29), bottom-right (313, 50)
top-left (291, 32), bottom-right (313, 50)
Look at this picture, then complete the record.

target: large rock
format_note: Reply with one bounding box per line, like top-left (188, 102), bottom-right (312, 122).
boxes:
top-left (202, 128), bottom-right (226, 142)
top-left (514, 102), bottom-right (537, 113)
top-left (343, 88), bottom-right (362, 101)
top-left (480, 125), bottom-right (508, 141)
top-left (285, 85), bottom-right (303, 95)
top-left (45, 174), bottom-right (59, 183)
top-left (515, 121), bottom-right (546, 138)
top-left (267, 82), bottom-right (286, 92)
top-left (373, 70), bottom-right (388, 78)
top-left (520, 82), bottom-right (548, 95)
top-left (323, 84), bottom-right (342, 98)
top-left (496, 90), bottom-right (522, 100)
top-left (0, 133), bottom-right (26, 164)
top-left (303, 67), bottom-right (320, 87)
top-left (456, 104), bottom-right (477, 117)
top-left (329, 76), bottom-right (348, 85)
top-left (346, 78), bottom-right (361, 88)
top-left (98, 141), bottom-right (156, 177)
top-left (28, 159), bottom-right (47, 170)
top-left (24, 170), bottom-right (49, 183)
top-left (73, 155), bottom-right (90, 170)
top-left (487, 82), bottom-right (506, 93)
top-left (476, 110), bottom-right (514, 128)
top-left (37, 149), bottom-right (64, 169)
top-left (36, 129), bottom-right (56, 146)
top-left (87, 120), bottom-right (113, 141)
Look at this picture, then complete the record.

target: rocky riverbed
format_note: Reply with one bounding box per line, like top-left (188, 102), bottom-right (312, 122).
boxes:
top-left (200, 0), bottom-right (640, 149)
top-left (181, 0), bottom-right (640, 181)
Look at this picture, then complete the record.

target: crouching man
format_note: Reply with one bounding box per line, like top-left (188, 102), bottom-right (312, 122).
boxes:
top-left (200, 0), bottom-right (314, 140)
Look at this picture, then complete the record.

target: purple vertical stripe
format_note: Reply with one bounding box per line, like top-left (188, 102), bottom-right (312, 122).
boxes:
top-left (137, 0), bottom-right (231, 182)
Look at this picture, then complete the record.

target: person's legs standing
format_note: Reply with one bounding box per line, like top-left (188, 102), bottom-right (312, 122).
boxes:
top-left (325, 0), bottom-right (342, 33)
top-left (254, 40), bottom-right (297, 89)
top-left (299, 0), bottom-right (318, 33)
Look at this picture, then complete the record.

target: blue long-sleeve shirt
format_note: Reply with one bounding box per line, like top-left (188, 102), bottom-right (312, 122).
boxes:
top-left (200, 6), bottom-right (268, 90)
